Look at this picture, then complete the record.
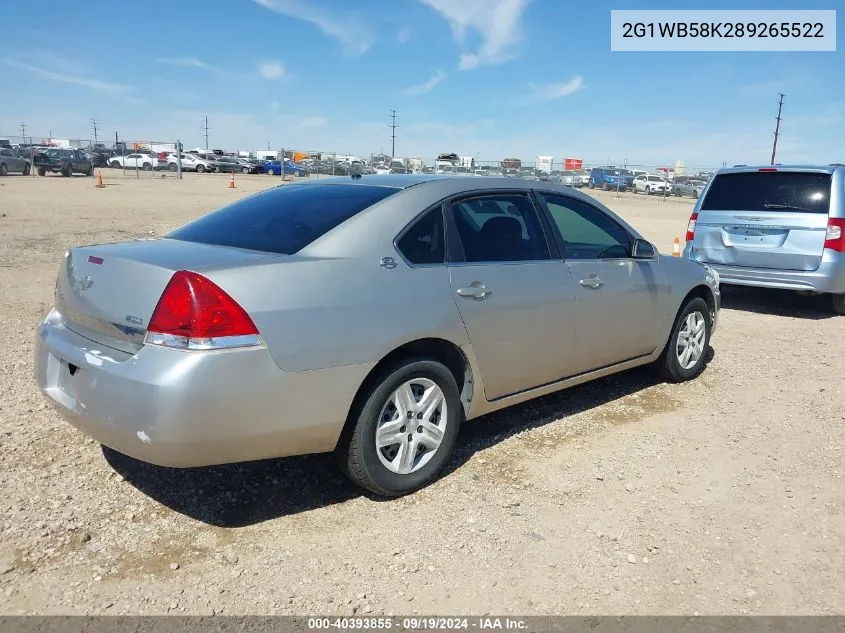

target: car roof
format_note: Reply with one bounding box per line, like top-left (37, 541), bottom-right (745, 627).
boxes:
top-left (715, 164), bottom-right (843, 175)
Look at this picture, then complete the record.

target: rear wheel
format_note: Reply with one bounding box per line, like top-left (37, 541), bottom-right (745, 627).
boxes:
top-left (23, 163), bottom-right (31, 176)
top-left (693, 189), bottom-right (700, 199)
top-left (0, 163), bottom-right (7, 176)
top-left (833, 293), bottom-right (845, 316)
top-left (61, 167), bottom-right (71, 177)
top-left (242, 166), bottom-right (249, 174)
top-left (169, 163), bottom-right (178, 172)
top-left (338, 358), bottom-right (461, 497)
top-left (142, 162), bottom-right (152, 171)
top-left (110, 161), bottom-right (120, 169)
top-left (654, 297), bottom-right (711, 383)
top-left (196, 164), bottom-right (205, 173)
top-left (645, 185), bottom-right (651, 194)
top-left (37, 168), bottom-right (46, 176)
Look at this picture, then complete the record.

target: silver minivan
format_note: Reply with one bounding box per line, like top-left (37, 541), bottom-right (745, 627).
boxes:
top-left (683, 164), bottom-right (845, 314)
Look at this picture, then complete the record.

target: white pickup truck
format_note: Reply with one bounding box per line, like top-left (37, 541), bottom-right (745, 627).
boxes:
top-left (108, 153), bottom-right (159, 170)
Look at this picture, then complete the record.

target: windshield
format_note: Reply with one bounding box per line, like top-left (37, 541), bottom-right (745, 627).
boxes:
top-left (701, 172), bottom-right (832, 213)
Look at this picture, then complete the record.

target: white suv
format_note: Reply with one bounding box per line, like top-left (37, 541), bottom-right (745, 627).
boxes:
top-left (633, 174), bottom-right (671, 195)
top-left (166, 153), bottom-right (213, 173)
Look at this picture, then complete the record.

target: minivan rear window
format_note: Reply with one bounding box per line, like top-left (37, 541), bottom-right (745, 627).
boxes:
top-left (168, 183), bottom-right (400, 254)
top-left (701, 172), bottom-right (832, 213)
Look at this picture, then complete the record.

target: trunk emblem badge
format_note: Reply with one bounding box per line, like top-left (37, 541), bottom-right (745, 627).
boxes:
top-left (70, 274), bottom-right (94, 292)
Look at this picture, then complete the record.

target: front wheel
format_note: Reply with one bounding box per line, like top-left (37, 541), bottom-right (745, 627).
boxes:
top-left (142, 162), bottom-right (152, 171)
top-left (37, 168), bottom-right (46, 176)
top-left (654, 297), bottom-right (711, 383)
top-left (169, 163), bottom-right (178, 172)
top-left (110, 161), bottom-right (121, 169)
top-left (338, 358), bottom-right (461, 497)
top-left (0, 163), bottom-right (7, 176)
top-left (23, 163), bottom-right (31, 176)
top-left (242, 167), bottom-right (249, 174)
top-left (693, 189), bottom-right (700, 199)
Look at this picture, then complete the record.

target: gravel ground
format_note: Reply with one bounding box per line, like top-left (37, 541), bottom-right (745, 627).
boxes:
top-left (0, 171), bottom-right (843, 616)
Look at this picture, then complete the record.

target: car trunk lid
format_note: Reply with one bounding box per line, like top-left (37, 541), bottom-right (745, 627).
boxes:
top-left (55, 238), bottom-right (278, 354)
top-left (691, 170), bottom-right (832, 271)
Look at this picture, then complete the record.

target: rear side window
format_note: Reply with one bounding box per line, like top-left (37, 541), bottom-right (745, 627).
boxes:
top-left (702, 172), bottom-right (832, 213)
top-left (396, 207), bottom-right (445, 265)
top-left (168, 183), bottom-right (399, 254)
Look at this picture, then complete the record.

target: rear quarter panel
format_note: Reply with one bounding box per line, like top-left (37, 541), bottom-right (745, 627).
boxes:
top-left (205, 257), bottom-right (469, 373)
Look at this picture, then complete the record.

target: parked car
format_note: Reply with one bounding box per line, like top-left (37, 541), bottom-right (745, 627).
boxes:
top-left (673, 178), bottom-right (706, 199)
top-left (34, 148), bottom-right (93, 176)
top-left (166, 153), bottom-right (214, 173)
top-left (633, 174), bottom-right (671, 195)
top-left (265, 160), bottom-right (307, 176)
top-left (213, 156), bottom-right (257, 174)
top-left (0, 147), bottom-right (32, 175)
top-left (35, 175), bottom-right (720, 497)
top-left (683, 164), bottom-right (845, 314)
top-left (589, 167), bottom-right (634, 191)
top-left (109, 153), bottom-right (158, 171)
top-left (235, 158), bottom-right (263, 174)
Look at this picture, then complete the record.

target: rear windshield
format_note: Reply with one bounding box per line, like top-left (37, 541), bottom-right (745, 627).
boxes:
top-left (168, 183), bottom-right (400, 254)
top-left (701, 172), bottom-right (832, 213)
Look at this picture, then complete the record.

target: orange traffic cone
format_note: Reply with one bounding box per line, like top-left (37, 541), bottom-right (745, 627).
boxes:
top-left (229, 173), bottom-right (235, 189)
top-left (672, 236), bottom-right (681, 256)
top-left (95, 170), bottom-right (104, 188)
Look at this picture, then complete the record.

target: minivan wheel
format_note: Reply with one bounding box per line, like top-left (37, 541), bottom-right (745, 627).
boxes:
top-left (833, 293), bottom-right (845, 316)
top-left (654, 297), bottom-right (711, 383)
top-left (338, 358), bottom-right (462, 497)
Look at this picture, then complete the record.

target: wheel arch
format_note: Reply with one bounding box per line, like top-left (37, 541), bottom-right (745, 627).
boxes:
top-left (335, 337), bottom-right (474, 450)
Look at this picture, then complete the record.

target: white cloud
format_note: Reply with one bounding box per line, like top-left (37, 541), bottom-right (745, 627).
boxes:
top-left (396, 27), bottom-right (412, 44)
top-left (404, 70), bottom-right (446, 95)
top-left (517, 75), bottom-right (584, 105)
top-left (259, 61), bottom-right (286, 79)
top-left (1, 57), bottom-right (142, 103)
top-left (253, 0), bottom-right (376, 56)
top-left (420, 0), bottom-right (528, 70)
top-left (155, 57), bottom-right (226, 74)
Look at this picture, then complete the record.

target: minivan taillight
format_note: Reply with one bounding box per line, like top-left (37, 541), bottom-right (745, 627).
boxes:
top-left (685, 212), bottom-right (698, 242)
top-left (145, 270), bottom-right (261, 350)
top-left (824, 218), bottom-right (845, 253)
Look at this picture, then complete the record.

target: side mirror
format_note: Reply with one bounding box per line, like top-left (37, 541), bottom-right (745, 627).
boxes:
top-left (632, 238), bottom-right (656, 259)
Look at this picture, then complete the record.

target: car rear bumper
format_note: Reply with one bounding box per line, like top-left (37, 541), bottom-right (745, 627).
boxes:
top-left (684, 246), bottom-right (845, 294)
top-left (35, 308), bottom-right (373, 468)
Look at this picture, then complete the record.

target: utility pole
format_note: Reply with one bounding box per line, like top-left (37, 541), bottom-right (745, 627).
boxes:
top-left (19, 122), bottom-right (26, 140)
top-left (771, 93), bottom-right (784, 165)
top-left (389, 109), bottom-right (398, 159)
top-left (91, 119), bottom-right (99, 145)
top-left (203, 115), bottom-right (209, 150)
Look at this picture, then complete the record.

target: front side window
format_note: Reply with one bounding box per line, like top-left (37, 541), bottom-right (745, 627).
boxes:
top-left (539, 194), bottom-right (632, 260)
top-left (451, 194), bottom-right (550, 263)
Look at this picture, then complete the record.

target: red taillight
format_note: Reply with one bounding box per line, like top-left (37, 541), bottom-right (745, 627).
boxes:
top-left (824, 218), bottom-right (845, 252)
top-left (146, 270), bottom-right (260, 350)
top-left (758, 168), bottom-right (778, 172)
top-left (685, 212), bottom-right (698, 242)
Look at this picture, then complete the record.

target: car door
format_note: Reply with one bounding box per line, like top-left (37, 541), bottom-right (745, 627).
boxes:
top-left (445, 191), bottom-right (580, 400)
top-left (535, 192), bottom-right (668, 373)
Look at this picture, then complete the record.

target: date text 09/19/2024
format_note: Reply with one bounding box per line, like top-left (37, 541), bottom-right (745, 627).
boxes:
top-left (307, 617), bottom-right (528, 630)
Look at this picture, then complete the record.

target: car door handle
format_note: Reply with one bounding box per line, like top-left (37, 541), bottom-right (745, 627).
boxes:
top-left (456, 283), bottom-right (492, 300)
top-left (579, 277), bottom-right (604, 289)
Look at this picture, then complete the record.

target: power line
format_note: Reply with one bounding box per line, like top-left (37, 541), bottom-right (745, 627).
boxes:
top-left (388, 109), bottom-right (398, 158)
top-left (203, 115), bottom-right (209, 150)
top-left (771, 93), bottom-right (784, 165)
top-left (91, 119), bottom-right (99, 145)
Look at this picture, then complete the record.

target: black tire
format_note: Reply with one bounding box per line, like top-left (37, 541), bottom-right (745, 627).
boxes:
top-left (142, 162), bottom-right (152, 171)
top-left (196, 164), bottom-right (206, 173)
top-left (654, 297), bottom-right (712, 383)
top-left (0, 163), bottom-right (7, 176)
top-left (338, 358), bottom-right (462, 497)
top-left (645, 186), bottom-right (651, 195)
top-left (693, 189), bottom-right (699, 199)
top-left (86, 165), bottom-right (93, 177)
top-left (110, 161), bottom-right (121, 169)
top-left (61, 167), bottom-right (71, 177)
top-left (833, 293), bottom-right (845, 316)
top-left (242, 166), bottom-right (249, 174)
top-left (169, 163), bottom-right (178, 172)
top-left (23, 163), bottom-right (31, 176)
top-left (602, 183), bottom-right (610, 191)
top-left (588, 181), bottom-right (594, 189)
top-left (37, 168), bottom-right (46, 177)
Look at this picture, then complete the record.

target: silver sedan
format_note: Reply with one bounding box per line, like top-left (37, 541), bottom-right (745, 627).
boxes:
top-left (35, 175), bottom-right (720, 496)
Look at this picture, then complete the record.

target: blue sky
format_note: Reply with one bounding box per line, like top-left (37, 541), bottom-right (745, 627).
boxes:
top-left (0, 0), bottom-right (842, 168)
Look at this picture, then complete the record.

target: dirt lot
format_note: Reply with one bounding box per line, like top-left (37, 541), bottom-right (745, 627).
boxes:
top-left (0, 171), bottom-right (843, 616)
